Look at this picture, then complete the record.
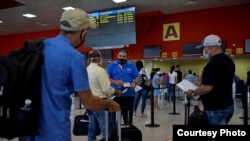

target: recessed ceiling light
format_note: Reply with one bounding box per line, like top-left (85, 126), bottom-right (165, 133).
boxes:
top-left (0, 21), bottom-right (3, 23)
top-left (113, 0), bottom-right (127, 3)
top-left (62, 7), bottom-right (75, 10)
top-left (22, 14), bottom-right (37, 18)
top-left (41, 23), bottom-right (48, 26)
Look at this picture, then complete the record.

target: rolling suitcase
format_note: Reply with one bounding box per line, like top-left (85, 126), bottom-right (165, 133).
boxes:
top-left (121, 124), bottom-right (142, 141)
top-left (99, 110), bottom-right (130, 141)
top-left (120, 107), bottom-right (142, 141)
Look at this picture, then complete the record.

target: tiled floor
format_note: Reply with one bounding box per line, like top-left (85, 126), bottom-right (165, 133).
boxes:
top-left (1, 94), bottom-right (247, 141)
top-left (71, 94), bottom-right (249, 141)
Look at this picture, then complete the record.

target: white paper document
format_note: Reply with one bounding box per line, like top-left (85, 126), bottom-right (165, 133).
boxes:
top-left (176, 79), bottom-right (198, 91)
top-left (177, 79), bottom-right (199, 100)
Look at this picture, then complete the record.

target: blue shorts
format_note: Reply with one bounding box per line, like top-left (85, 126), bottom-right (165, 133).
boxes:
top-left (153, 89), bottom-right (160, 96)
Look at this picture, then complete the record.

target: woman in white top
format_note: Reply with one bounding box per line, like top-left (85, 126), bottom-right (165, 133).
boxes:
top-left (167, 65), bottom-right (177, 102)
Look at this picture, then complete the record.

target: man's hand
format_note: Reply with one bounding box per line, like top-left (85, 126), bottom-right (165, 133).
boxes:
top-left (114, 90), bottom-right (122, 97)
top-left (185, 89), bottom-right (193, 97)
top-left (115, 80), bottom-right (124, 87)
top-left (107, 100), bottom-right (120, 112)
top-left (130, 82), bottom-right (136, 89)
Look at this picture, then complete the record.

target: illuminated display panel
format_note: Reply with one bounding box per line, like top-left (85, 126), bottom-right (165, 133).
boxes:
top-left (85, 7), bottom-right (136, 47)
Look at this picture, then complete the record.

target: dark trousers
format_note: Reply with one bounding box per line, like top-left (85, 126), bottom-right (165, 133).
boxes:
top-left (113, 96), bottom-right (134, 124)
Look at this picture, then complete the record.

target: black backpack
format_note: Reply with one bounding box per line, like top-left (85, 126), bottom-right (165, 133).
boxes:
top-left (0, 38), bottom-right (45, 139)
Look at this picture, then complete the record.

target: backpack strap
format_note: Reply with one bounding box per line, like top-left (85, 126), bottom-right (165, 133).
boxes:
top-left (24, 38), bottom-right (45, 51)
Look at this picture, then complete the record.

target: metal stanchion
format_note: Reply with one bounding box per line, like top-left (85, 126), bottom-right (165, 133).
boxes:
top-left (145, 87), bottom-right (160, 128)
top-left (239, 85), bottom-right (250, 125)
top-left (169, 84), bottom-right (180, 115)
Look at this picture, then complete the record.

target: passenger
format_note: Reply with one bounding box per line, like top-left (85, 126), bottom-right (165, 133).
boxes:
top-left (175, 65), bottom-right (183, 100)
top-left (167, 66), bottom-right (177, 103)
top-left (25, 9), bottom-right (120, 141)
top-left (185, 34), bottom-right (235, 125)
top-left (86, 50), bottom-right (122, 141)
top-left (152, 68), bottom-right (162, 110)
top-left (133, 60), bottom-right (150, 118)
top-left (106, 48), bottom-right (140, 124)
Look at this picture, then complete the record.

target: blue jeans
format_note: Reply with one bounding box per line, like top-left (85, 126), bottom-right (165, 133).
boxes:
top-left (205, 104), bottom-right (234, 125)
top-left (167, 83), bottom-right (175, 102)
top-left (133, 88), bottom-right (148, 114)
top-left (87, 110), bottom-right (114, 141)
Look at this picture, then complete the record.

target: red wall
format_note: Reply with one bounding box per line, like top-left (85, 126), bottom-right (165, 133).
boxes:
top-left (1, 4), bottom-right (250, 59)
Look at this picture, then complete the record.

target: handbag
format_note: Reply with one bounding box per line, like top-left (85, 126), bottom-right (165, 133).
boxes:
top-left (139, 68), bottom-right (151, 92)
top-left (188, 105), bottom-right (208, 125)
top-left (140, 83), bottom-right (151, 92)
top-left (73, 111), bottom-right (101, 136)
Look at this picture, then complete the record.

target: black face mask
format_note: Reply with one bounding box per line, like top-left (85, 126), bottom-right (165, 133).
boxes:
top-left (74, 31), bottom-right (85, 49)
top-left (118, 59), bottom-right (127, 65)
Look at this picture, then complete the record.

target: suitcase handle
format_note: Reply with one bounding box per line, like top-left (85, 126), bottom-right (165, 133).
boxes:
top-left (105, 110), bottom-right (121, 141)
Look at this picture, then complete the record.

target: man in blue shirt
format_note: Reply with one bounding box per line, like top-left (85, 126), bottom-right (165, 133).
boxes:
top-left (106, 48), bottom-right (140, 124)
top-left (26, 9), bottom-right (120, 141)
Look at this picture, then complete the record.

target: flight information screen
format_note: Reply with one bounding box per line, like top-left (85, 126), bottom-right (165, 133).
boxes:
top-left (85, 7), bottom-right (136, 48)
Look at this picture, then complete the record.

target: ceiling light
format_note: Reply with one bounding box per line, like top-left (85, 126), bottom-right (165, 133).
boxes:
top-left (113, 0), bottom-right (127, 3)
top-left (62, 7), bottom-right (75, 10)
top-left (0, 21), bottom-right (3, 23)
top-left (22, 14), bottom-right (37, 18)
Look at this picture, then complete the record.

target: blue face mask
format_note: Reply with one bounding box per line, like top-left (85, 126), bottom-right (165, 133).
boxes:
top-left (203, 50), bottom-right (209, 59)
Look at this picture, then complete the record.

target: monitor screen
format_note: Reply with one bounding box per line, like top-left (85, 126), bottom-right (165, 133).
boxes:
top-left (99, 49), bottom-right (112, 60)
top-left (144, 46), bottom-right (161, 58)
top-left (85, 6), bottom-right (136, 47)
top-left (245, 39), bottom-right (250, 53)
top-left (182, 43), bottom-right (202, 56)
top-left (182, 42), bottom-right (226, 56)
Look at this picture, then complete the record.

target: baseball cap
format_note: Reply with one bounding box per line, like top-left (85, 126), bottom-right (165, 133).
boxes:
top-left (196, 34), bottom-right (222, 49)
top-left (60, 8), bottom-right (96, 31)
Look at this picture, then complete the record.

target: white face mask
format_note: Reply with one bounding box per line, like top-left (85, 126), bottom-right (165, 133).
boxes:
top-left (203, 49), bottom-right (209, 59)
top-left (99, 58), bottom-right (103, 66)
top-left (157, 71), bottom-right (161, 74)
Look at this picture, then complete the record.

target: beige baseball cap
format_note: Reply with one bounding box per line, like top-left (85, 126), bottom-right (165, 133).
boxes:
top-left (60, 8), bottom-right (96, 31)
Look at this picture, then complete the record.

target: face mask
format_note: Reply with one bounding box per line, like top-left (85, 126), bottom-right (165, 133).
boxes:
top-left (203, 49), bottom-right (209, 59)
top-left (118, 59), bottom-right (127, 65)
top-left (74, 31), bottom-right (85, 48)
top-left (157, 71), bottom-right (161, 74)
top-left (99, 58), bottom-right (103, 66)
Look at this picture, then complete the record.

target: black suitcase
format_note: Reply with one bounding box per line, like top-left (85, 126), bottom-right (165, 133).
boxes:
top-left (120, 107), bottom-right (142, 141)
top-left (98, 110), bottom-right (130, 141)
top-left (121, 124), bottom-right (142, 141)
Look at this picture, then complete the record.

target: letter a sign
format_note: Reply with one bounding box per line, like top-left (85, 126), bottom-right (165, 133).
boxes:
top-left (163, 22), bottom-right (180, 41)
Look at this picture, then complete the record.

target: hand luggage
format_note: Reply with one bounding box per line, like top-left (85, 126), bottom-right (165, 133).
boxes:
top-left (98, 110), bottom-right (130, 141)
top-left (121, 124), bottom-right (142, 141)
top-left (73, 111), bottom-right (101, 136)
top-left (120, 107), bottom-right (142, 141)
